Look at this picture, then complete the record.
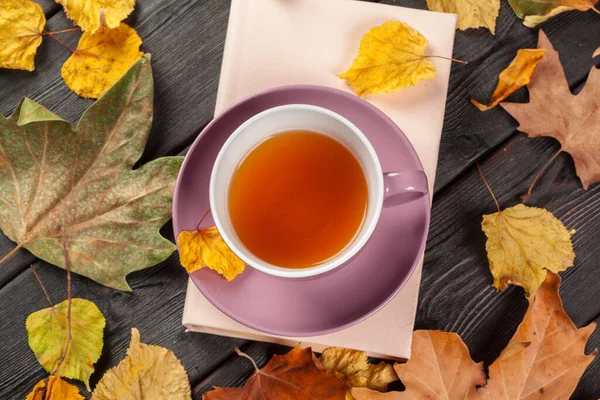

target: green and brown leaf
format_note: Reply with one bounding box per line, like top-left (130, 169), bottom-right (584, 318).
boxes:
top-left (0, 55), bottom-right (183, 290)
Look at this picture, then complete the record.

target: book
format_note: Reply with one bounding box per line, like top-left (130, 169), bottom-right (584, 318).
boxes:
top-left (182, 0), bottom-right (457, 360)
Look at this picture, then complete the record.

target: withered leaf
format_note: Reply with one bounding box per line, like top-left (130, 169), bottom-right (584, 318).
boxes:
top-left (203, 346), bottom-right (350, 399)
top-left (352, 273), bottom-right (596, 400)
top-left (501, 31), bottom-right (600, 190)
top-left (0, 55), bottom-right (183, 291)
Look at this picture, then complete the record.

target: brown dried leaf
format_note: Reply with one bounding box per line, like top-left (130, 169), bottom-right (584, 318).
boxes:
top-left (203, 346), bottom-right (349, 399)
top-left (501, 31), bottom-right (600, 189)
top-left (351, 273), bottom-right (597, 400)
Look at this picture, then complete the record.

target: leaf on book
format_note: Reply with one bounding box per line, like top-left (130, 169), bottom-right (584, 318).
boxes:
top-left (338, 21), bottom-right (436, 97)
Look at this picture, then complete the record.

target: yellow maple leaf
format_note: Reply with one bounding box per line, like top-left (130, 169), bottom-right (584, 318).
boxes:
top-left (26, 376), bottom-right (84, 400)
top-left (426, 0), bottom-right (501, 34)
top-left (26, 298), bottom-right (106, 391)
top-left (61, 23), bottom-right (143, 99)
top-left (177, 226), bottom-right (245, 281)
top-left (0, 0), bottom-right (45, 71)
top-left (56, 0), bottom-right (135, 33)
top-left (481, 204), bottom-right (575, 297)
top-left (338, 21), bottom-right (436, 97)
top-left (320, 347), bottom-right (398, 392)
top-left (471, 49), bottom-right (546, 111)
top-left (92, 328), bottom-right (191, 400)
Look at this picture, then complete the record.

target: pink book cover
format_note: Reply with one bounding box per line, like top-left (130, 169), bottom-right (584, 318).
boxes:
top-left (182, 0), bottom-right (457, 360)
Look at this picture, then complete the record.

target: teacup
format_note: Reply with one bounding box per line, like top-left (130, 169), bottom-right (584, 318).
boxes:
top-left (210, 104), bottom-right (428, 278)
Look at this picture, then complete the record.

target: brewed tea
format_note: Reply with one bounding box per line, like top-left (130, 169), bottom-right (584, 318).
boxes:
top-left (228, 131), bottom-right (368, 268)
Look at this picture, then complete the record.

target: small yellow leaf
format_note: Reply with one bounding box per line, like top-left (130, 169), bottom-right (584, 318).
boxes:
top-left (338, 21), bottom-right (436, 97)
top-left (320, 347), bottom-right (398, 392)
top-left (61, 23), bottom-right (143, 99)
top-left (471, 49), bottom-right (546, 111)
top-left (481, 204), bottom-right (575, 297)
top-left (92, 328), bottom-right (191, 400)
top-left (426, 0), bottom-right (501, 34)
top-left (26, 376), bottom-right (84, 400)
top-left (26, 298), bottom-right (106, 391)
top-left (56, 0), bottom-right (135, 33)
top-left (177, 226), bottom-right (245, 281)
top-left (0, 0), bottom-right (45, 71)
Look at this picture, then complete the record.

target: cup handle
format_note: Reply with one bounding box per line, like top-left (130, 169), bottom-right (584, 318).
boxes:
top-left (383, 170), bottom-right (428, 207)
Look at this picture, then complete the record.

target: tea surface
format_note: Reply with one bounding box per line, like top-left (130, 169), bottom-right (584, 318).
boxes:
top-left (228, 131), bottom-right (368, 268)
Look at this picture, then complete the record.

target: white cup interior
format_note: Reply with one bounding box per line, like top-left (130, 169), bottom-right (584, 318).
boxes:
top-left (210, 104), bottom-right (384, 278)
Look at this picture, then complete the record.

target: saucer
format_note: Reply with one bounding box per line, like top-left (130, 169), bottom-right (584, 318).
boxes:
top-left (173, 85), bottom-right (430, 337)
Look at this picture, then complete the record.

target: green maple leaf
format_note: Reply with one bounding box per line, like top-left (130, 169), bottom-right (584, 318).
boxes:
top-left (0, 54), bottom-right (183, 290)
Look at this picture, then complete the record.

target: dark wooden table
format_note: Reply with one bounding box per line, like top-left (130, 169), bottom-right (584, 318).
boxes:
top-left (1, 0), bottom-right (599, 398)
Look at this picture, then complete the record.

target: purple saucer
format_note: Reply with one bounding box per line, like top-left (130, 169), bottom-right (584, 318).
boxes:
top-left (173, 85), bottom-right (430, 337)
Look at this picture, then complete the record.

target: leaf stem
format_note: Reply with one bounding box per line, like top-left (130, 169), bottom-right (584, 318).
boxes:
top-left (43, 28), bottom-right (80, 35)
top-left (0, 243), bottom-right (23, 265)
top-left (424, 55), bottom-right (468, 64)
top-left (53, 229), bottom-right (73, 376)
top-left (43, 31), bottom-right (76, 53)
top-left (592, 6), bottom-right (600, 15)
top-left (234, 346), bottom-right (260, 372)
top-left (196, 209), bottom-right (211, 230)
top-left (32, 268), bottom-right (53, 307)
top-left (477, 161), bottom-right (501, 213)
top-left (521, 148), bottom-right (562, 204)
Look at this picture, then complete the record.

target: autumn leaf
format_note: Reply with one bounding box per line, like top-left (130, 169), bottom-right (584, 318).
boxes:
top-left (204, 346), bottom-right (350, 399)
top-left (320, 347), bottom-right (398, 392)
top-left (92, 328), bottom-right (191, 400)
top-left (0, 0), bottom-right (45, 71)
top-left (480, 272), bottom-right (597, 399)
top-left (508, 0), bottom-right (599, 28)
top-left (352, 272), bottom-right (597, 399)
top-left (56, 0), bottom-right (135, 34)
top-left (471, 49), bottom-right (546, 111)
top-left (177, 226), bottom-right (245, 281)
top-left (26, 376), bottom-right (84, 400)
top-left (26, 298), bottom-right (105, 390)
top-left (481, 204), bottom-right (575, 297)
top-left (338, 21), bottom-right (436, 97)
top-left (426, 0), bottom-right (500, 34)
top-left (501, 31), bottom-right (600, 190)
top-left (0, 55), bottom-right (183, 291)
top-left (62, 23), bottom-right (143, 99)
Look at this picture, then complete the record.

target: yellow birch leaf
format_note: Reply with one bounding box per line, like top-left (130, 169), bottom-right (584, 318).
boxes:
top-left (177, 226), bottom-right (245, 281)
top-left (0, 0), bottom-right (45, 71)
top-left (26, 376), bottom-right (84, 400)
top-left (426, 0), bottom-right (501, 34)
top-left (320, 347), bottom-right (398, 392)
top-left (26, 298), bottom-right (106, 391)
top-left (471, 49), bottom-right (546, 111)
top-left (481, 204), bottom-right (575, 297)
top-left (56, 0), bottom-right (135, 33)
top-left (92, 328), bottom-right (192, 400)
top-left (338, 21), bottom-right (436, 97)
top-left (61, 23), bottom-right (143, 99)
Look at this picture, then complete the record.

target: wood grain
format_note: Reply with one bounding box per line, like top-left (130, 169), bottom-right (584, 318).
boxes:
top-left (1, 0), bottom-right (599, 399)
